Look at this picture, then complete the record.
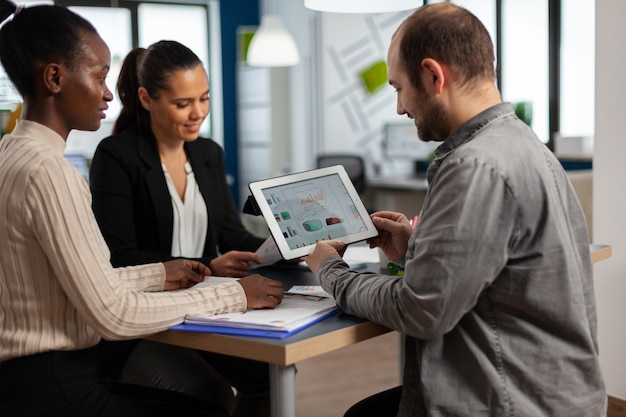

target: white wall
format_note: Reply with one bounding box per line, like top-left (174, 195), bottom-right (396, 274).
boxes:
top-left (594, 0), bottom-right (626, 400)
top-left (265, 1), bottom-right (415, 175)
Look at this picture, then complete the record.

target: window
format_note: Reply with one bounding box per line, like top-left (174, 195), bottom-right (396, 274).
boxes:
top-left (560, 0), bottom-right (594, 137)
top-left (65, 2), bottom-right (216, 157)
top-left (452, 0), bottom-right (594, 146)
top-left (453, 0), bottom-right (496, 46)
top-left (501, 0), bottom-right (549, 143)
top-left (0, 1), bottom-right (221, 157)
top-left (0, 0), bottom-right (53, 110)
top-left (138, 3), bottom-right (211, 138)
top-left (68, 6), bottom-right (132, 122)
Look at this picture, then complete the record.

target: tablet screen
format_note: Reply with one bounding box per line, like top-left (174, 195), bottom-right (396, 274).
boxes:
top-left (249, 166), bottom-right (377, 260)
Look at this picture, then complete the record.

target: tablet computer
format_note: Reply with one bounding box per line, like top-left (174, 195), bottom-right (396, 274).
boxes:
top-left (249, 165), bottom-right (378, 260)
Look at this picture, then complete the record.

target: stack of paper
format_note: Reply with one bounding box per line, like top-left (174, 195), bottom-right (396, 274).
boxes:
top-left (185, 294), bottom-right (337, 333)
top-left (174, 278), bottom-right (338, 338)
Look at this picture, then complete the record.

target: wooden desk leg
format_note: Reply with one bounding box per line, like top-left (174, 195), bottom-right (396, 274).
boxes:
top-left (270, 363), bottom-right (296, 417)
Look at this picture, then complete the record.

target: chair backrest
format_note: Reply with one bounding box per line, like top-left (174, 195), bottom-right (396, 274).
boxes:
top-left (316, 154), bottom-right (366, 194)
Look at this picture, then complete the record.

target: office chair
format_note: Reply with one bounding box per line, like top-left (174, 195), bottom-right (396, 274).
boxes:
top-left (316, 154), bottom-right (366, 195)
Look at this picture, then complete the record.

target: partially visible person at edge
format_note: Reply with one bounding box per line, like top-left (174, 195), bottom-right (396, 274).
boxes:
top-left (305, 3), bottom-right (605, 417)
top-left (89, 40), bottom-right (271, 416)
top-left (0, 3), bottom-right (283, 417)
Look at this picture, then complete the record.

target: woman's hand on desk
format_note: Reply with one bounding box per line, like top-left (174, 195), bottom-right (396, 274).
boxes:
top-left (237, 274), bottom-right (284, 309)
top-left (367, 211), bottom-right (412, 261)
top-left (210, 251), bottom-right (262, 278)
top-left (163, 259), bottom-right (212, 291)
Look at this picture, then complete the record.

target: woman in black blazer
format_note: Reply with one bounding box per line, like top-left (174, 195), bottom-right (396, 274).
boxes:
top-left (90, 41), bottom-right (270, 417)
top-left (90, 127), bottom-right (264, 271)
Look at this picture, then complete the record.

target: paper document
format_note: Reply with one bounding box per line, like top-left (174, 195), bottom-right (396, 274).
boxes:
top-left (252, 236), bottom-right (283, 267)
top-left (342, 244), bottom-right (380, 266)
top-left (185, 278), bottom-right (338, 332)
top-left (294, 244), bottom-right (379, 270)
top-left (253, 238), bottom-right (378, 270)
top-left (285, 285), bottom-right (331, 298)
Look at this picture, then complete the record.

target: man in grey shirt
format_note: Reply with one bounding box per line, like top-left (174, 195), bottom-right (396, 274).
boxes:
top-left (305, 3), bottom-right (605, 417)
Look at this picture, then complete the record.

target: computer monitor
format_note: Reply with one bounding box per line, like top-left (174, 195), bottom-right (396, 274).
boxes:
top-left (383, 122), bottom-right (438, 161)
top-left (64, 154), bottom-right (89, 182)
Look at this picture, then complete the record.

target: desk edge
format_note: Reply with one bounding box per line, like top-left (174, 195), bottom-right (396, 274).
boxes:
top-left (146, 321), bottom-right (392, 366)
top-left (591, 245), bottom-right (612, 264)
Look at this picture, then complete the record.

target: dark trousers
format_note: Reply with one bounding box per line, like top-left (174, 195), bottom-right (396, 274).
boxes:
top-left (99, 339), bottom-right (271, 417)
top-left (344, 386), bottom-right (402, 417)
top-left (0, 346), bottom-right (229, 417)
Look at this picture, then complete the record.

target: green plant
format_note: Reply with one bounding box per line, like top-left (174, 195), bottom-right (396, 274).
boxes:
top-left (512, 101), bottom-right (533, 127)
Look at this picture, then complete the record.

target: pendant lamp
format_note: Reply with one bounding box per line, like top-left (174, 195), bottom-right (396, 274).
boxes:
top-left (247, 14), bottom-right (300, 67)
top-left (305, 0), bottom-right (422, 14)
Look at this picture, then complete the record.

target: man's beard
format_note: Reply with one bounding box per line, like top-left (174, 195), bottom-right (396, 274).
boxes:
top-left (415, 90), bottom-right (450, 143)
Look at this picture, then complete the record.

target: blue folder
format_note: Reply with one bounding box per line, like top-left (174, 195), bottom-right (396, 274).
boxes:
top-left (170, 308), bottom-right (339, 339)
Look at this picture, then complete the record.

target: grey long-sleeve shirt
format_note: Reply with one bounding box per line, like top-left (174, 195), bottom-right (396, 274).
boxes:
top-left (316, 103), bottom-right (605, 416)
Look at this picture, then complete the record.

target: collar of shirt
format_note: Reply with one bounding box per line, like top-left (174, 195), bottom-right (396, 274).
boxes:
top-left (11, 120), bottom-right (66, 155)
top-left (426, 102), bottom-right (515, 184)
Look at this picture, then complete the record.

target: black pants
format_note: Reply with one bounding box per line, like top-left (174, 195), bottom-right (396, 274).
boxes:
top-left (99, 339), bottom-right (271, 417)
top-left (0, 346), bottom-right (229, 417)
top-left (344, 386), bottom-right (402, 417)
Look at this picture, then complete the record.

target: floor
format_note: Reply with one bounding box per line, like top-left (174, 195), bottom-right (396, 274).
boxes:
top-left (295, 331), bottom-right (401, 417)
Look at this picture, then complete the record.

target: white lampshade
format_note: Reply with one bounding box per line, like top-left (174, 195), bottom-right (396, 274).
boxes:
top-left (247, 15), bottom-right (300, 67)
top-left (305, 0), bottom-right (422, 13)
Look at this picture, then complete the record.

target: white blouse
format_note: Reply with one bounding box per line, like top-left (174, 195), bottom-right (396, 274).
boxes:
top-left (162, 162), bottom-right (209, 258)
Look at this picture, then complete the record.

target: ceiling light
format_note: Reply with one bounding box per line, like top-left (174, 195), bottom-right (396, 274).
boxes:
top-left (305, 0), bottom-right (422, 14)
top-left (247, 15), bottom-right (300, 67)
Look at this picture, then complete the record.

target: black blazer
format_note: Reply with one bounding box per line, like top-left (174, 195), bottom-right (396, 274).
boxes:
top-left (89, 128), bottom-right (264, 268)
